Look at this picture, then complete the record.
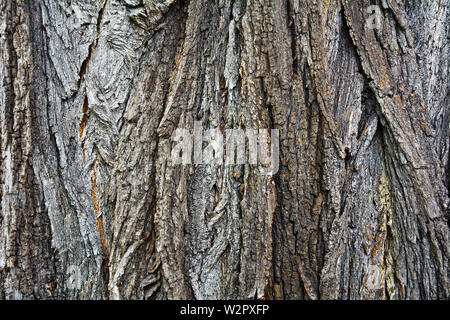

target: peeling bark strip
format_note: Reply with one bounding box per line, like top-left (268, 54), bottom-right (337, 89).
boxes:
top-left (0, 0), bottom-right (448, 300)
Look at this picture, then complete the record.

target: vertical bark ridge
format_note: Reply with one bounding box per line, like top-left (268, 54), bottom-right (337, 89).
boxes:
top-left (0, 0), bottom-right (57, 299)
top-left (0, 0), bottom-right (448, 300)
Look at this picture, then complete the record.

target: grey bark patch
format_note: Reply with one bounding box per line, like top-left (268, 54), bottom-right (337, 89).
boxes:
top-left (0, 0), bottom-right (448, 300)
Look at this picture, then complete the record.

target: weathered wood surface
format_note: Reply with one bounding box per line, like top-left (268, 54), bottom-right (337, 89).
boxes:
top-left (0, 0), bottom-right (448, 299)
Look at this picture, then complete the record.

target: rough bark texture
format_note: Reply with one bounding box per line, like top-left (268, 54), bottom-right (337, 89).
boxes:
top-left (0, 0), bottom-right (448, 300)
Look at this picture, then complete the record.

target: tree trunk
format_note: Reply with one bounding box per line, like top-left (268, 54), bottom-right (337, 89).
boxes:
top-left (0, 0), bottom-right (448, 300)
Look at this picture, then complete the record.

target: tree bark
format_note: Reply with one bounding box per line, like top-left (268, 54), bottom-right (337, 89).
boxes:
top-left (0, 0), bottom-right (448, 300)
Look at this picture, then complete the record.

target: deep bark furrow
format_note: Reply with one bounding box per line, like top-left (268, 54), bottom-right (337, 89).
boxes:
top-left (0, 0), bottom-right (448, 300)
